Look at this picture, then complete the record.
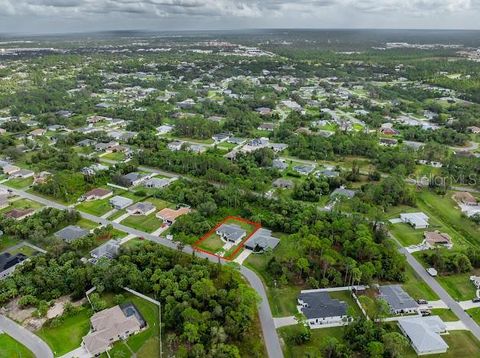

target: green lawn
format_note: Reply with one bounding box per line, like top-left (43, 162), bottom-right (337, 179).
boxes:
top-left (389, 223), bottom-right (426, 246)
top-left (146, 197), bottom-right (172, 210)
top-left (279, 326), bottom-right (344, 358)
top-left (0, 333), bottom-right (35, 358)
top-left (8, 245), bottom-right (38, 257)
top-left (402, 263), bottom-right (439, 300)
top-left (0, 236), bottom-right (21, 252)
top-left (437, 272), bottom-right (478, 301)
top-left (430, 309), bottom-right (458, 322)
top-left (198, 233), bottom-right (225, 253)
top-left (0, 198), bottom-right (43, 214)
top-left (329, 290), bottom-right (364, 318)
top-left (76, 199), bottom-right (113, 216)
top-left (37, 307), bottom-right (92, 357)
top-left (76, 218), bottom-right (99, 230)
top-left (121, 213), bottom-right (163, 233)
top-left (413, 253), bottom-right (478, 301)
top-left (102, 152), bottom-right (126, 161)
top-left (467, 307), bottom-right (480, 325)
top-left (4, 177), bottom-right (33, 189)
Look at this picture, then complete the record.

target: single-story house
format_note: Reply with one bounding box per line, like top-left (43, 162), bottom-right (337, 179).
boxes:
top-left (272, 178), bottom-right (294, 189)
top-left (272, 159), bottom-right (288, 171)
top-left (270, 143), bottom-right (288, 152)
top-left (4, 208), bottom-right (35, 221)
top-left (126, 202), bottom-right (156, 216)
top-left (293, 165), bottom-right (315, 176)
top-left (109, 196), bottom-right (134, 210)
top-left (156, 207), bottom-right (191, 225)
top-left (317, 169), bottom-right (340, 178)
top-left (122, 172), bottom-right (148, 187)
top-left (330, 187), bottom-right (356, 199)
top-left (470, 276), bottom-right (480, 289)
top-left (167, 141), bottom-right (184, 151)
top-left (379, 285), bottom-right (419, 315)
top-left (453, 192), bottom-right (478, 206)
top-left (90, 240), bottom-right (121, 260)
top-left (258, 123), bottom-right (275, 131)
top-left (467, 126), bottom-right (480, 134)
top-left (0, 252), bottom-right (27, 280)
top-left (212, 132), bottom-right (231, 143)
top-left (9, 169), bottom-right (34, 179)
top-left (82, 188), bottom-right (113, 201)
top-left (0, 195), bottom-right (9, 210)
top-left (29, 128), bottom-right (46, 137)
top-left (297, 291), bottom-right (348, 328)
top-left (398, 316), bottom-right (448, 356)
top-left (2, 164), bottom-right (20, 176)
top-left (424, 231), bottom-right (453, 249)
top-left (216, 223), bottom-right (247, 244)
top-left (400, 212), bottom-right (430, 229)
top-left (83, 303), bottom-right (145, 356)
top-left (77, 139), bottom-right (97, 147)
top-left (157, 125), bottom-right (174, 135)
top-left (54, 225), bottom-right (90, 243)
top-left (244, 228), bottom-right (280, 252)
top-left (144, 177), bottom-right (170, 189)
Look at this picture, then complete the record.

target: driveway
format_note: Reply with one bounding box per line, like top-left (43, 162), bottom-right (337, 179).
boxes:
top-left (0, 314), bottom-right (53, 358)
top-left (59, 345), bottom-right (91, 358)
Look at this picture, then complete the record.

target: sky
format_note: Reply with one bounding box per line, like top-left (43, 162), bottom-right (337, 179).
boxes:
top-left (0, 0), bottom-right (479, 34)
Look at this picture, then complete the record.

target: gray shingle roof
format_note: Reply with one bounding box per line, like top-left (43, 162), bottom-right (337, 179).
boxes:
top-left (379, 285), bottom-right (419, 312)
top-left (298, 291), bottom-right (347, 319)
top-left (398, 316), bottom-right (448, 354)
top-left (55, 225), bottom-right (89, 243)
top-left (216, 224), bottom-right (246, 242)
top-left (244, 229), bottom-right (280, 251)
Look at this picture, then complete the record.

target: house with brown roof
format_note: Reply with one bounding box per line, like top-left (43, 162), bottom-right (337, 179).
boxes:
top-left (467, 126), bottom-right (480, 134)
top-left (29, 128), bottom-right (46, 137)
top-left (424, 231), bottom-right (453, 249)
top-left (82, 188), bottom-right (113, 201)
top-left (82, 304), bottom-right (145, 356)
top-left (156, 207), bottom-right (191, 225)
top-left (453, 192), bottom-right (478, 206)
top-left (4, 208), bottom-right (35, 220)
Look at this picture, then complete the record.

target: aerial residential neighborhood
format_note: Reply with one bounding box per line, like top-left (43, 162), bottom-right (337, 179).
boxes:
top-left (1, 10), bottom-right (480, 358)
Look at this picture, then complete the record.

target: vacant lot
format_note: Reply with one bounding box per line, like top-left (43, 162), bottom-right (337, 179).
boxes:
top-left (4, 177), bottom-right (33, 189)
top-left (122, 213), bottom-right (163, 233)
top-left (279, 326), bottom-right (344, 358)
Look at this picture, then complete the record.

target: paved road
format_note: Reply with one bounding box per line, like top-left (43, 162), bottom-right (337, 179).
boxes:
top-left (1, 185), bottom-right (284, 358)
top-left (391, 234), bottom-right (480, 340)
top-left (0, 314), bottom-right (53, 358)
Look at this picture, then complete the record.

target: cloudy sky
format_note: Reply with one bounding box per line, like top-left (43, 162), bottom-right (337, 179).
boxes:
top-left (0, 0), bottom-right (479, 34)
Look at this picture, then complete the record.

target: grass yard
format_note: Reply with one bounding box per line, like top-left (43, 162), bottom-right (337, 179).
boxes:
top-left (402, 264), bottom-right (439, 300)
top-left (417, 191), bottom-right (480, 248)
top-left (430, 309), bottom-right (458, 321)
top-left (76, 198), bottom-right (113, 216)
top-left (0, 333), bottom-right (35, 358)
top-left (0, 236), bottom-right (21, 252)
top-left (37, 307), bottom-right (92, 357)
top-left (467, 307), bottom-right (480, 325)
top-left (437, 272), bottom-right (478, 301)
top-left (4, 177), bottom-right (33, 189)
top-left (0, 198), bottom-right (43, 214)
top-left (8, 244), bottom-right (38, 257)
top-left (279, 326), bottom-right (344, 358)
top-left (389, 223), bottom-right (426, 246)
top-left (76, 218), bottom-right (99, 230)
top-left (102, 151), bottom-right (126, 161)
top-left (147, 197), bottom-right (173, 210)
top-left (198, 233), bottom-right (225, 253)
top-left (121, 213), bottom-right (163, 233)
top-left (329, 291), bottom-right (364, 318)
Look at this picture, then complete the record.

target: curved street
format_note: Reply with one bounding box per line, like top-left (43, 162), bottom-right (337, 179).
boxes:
top-left (0, 314), bottom-right (53, 358)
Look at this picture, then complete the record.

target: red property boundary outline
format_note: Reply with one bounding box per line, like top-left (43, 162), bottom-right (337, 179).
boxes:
top-left (193, 216), bottom-right (261, 261)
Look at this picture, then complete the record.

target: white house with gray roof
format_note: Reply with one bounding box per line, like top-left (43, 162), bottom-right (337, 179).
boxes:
top-left (55, 225), bottom-right (90, 243)
top-left (244, 228), bottom-right (280, 252)
top-left (398, 316), bottom-right (448, 355)
top-left (297, 291), bottom-right (348, 328)
top-left (400, 212), bottom-right (430, 229)
top-left (216, 224), bottom-right (247, 244)
top-left (379, 285), bottom-right (419, 315)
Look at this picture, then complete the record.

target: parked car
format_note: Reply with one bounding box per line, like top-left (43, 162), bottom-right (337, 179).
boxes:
top-left (417, 299), bottom-right (428, 305)
top-left (421, 310), bottom-right (431, 316)
top-left (472, 297), bottom-right (480, 303)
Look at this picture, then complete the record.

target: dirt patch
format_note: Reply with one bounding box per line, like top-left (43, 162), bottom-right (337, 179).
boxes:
top-left (0, 298), bottom-right (35, 323)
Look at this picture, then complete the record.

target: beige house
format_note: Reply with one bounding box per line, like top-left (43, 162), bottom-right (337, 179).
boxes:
top-left (156, 207), bottom-right (191, 225)
top-left (424, 231), bottom-right (453, 249)
top-left (83, 304), bottom-right (144, 356)
top-left (453, 192), bottom-right (478, 206)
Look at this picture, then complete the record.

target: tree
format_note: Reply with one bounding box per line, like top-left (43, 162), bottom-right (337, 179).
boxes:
top-left (383, 332), bottom-right (409, 358)
top-left (367, 341), bottom-right (385, 358)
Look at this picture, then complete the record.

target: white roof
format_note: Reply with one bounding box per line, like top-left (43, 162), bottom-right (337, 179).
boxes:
top-left (400, 212), bottom-right (429, 226)
top-left (398, 316), bottom-right (448, 354)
